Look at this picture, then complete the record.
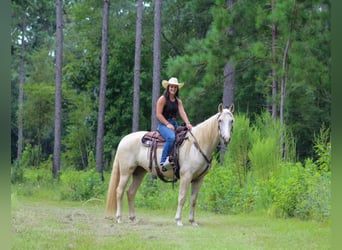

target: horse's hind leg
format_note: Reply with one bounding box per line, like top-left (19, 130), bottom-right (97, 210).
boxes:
top-left (116, 174), bottom-right (130, 223)
top-left (127, 167), bottom-right (147, 222)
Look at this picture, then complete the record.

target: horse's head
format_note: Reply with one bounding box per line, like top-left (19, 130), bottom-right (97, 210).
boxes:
top-left (217, 103), bottom-right (234, 145)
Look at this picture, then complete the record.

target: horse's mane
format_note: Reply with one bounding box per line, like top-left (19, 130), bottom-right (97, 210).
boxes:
top-left (184, 113), bottom-right (220, 153)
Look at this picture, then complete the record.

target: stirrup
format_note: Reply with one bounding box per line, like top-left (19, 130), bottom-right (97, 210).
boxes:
top-left (161, 157), bottom-right (174, 171)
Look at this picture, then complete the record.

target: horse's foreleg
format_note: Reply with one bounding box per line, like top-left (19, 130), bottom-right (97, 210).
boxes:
top-left (116, 175), bottom-right (130, 223)
top-left (189, 178), bottom-right (204, 226)
top-left (127, 169), bottom-right (147, 222)
top-left (175, 177), bottom-right (191, 226)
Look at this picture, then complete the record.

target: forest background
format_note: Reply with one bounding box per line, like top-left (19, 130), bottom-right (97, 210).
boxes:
top-left (11, 0), bottom-right (331, 222)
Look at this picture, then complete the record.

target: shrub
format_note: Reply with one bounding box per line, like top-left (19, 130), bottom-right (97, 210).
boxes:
top-left (20, 144), bottom-right (41, 168)
top-left (248, 112), bottom-right (282, 180)
top-left (60, 169), bottom-right (105, 201)
top-left (295, 159), bottom-right (331, 221)
top-left (225, 114), bottom-right (252, 187)
top-left (11, 161), bottom-right (24, 184)
top-left (268, 162), bottom-right (306, 218)
top-left (201, 159), bottom-right (250, 214)
top-left (135, 174), bottom-right (179, 210)
top-left (268, 159), bottom-right (331, 221)
top-left (11, 168), bottom-right (58, 198)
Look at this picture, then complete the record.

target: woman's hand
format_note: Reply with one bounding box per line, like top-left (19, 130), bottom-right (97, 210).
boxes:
top-left (166, 123), bottom-right (175, 130)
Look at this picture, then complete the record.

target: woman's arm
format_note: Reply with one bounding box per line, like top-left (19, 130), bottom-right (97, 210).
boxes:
top-left (178, 99), bottom-right (192, 130)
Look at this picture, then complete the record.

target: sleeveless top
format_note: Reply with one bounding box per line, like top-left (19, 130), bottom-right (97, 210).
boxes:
top-left (162, 98), bottom-right (178, 120)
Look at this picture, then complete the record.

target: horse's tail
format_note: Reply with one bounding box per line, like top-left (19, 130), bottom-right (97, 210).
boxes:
top-left (105, 154), bottom-right (120, 218)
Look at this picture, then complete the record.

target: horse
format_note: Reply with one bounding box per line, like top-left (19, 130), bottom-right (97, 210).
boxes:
top-left (105, 103), bottom-right (234, 226)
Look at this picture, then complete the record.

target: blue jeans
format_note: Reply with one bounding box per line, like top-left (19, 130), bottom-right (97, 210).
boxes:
top-left (157, 119), bottom-right (178, 164)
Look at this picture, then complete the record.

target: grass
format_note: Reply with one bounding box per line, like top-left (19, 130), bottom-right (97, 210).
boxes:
top-left (11, 194), bottom-right (331, 250)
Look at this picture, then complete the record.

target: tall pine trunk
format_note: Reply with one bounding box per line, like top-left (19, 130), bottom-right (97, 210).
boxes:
top-left (17, 24), bottom-right (25, 162)
top-left (52, 0), bottom-right (63, 178)
top-left (280, 37), bottom-right (291, 158)
top-left (151, 0), bottom-right (162, 131)
top-left (271, 0), bottom-right (278, 119)
top-left (96, 0), bottom-right (109, 177)
top-left (222, 61), bottom-right (235, 108)
top-left (132, 0), bottom-right (143, 132)
top-left (220, 0), bottom-right (237, 164)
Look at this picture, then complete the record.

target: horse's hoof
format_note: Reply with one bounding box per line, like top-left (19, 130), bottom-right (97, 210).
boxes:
top-left (129, 216), bottom-right (136, 222)
top-left (190, 221), bottom-right (199, 227)
top-left (116, 217), bottom-right (122, 223)
top-left (176, 220), bottom-right (183, 226)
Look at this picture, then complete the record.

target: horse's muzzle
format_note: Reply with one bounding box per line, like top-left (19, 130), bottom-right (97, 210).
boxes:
top-left (223, 137), bottom-right (231, 145)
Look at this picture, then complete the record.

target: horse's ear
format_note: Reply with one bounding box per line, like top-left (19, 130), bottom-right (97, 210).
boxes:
top-left (229, 103), bottom-right (234, 113)
top-left (218, 103), bottom-right (223, 112)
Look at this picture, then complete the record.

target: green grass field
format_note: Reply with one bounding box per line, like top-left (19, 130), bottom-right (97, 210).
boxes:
top-left (11, 194), bottom-right (331, 250)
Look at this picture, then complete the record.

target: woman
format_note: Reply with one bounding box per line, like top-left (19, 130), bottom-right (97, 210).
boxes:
top-left (156, 77), bottom-right (192, 171)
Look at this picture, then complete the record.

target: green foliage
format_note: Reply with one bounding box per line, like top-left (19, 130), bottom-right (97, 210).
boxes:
top-left (22, 83), bottom-right (55, 150)
top-left (201, 159), bottom-right (253, 214)
top-left (225, 114), bottom-right (252, 187)
top-left (269, 159), bottom-right (331, 221)
top-left (166, 0), bottom-right (330, 160)
top-left (295, 159), bottom-right (331, 221)
top-left (59, 169), bottom-right (105, 201)
top-left (12, 168), bottom-right (58, 198)
top-left (268, 162), bottom-right (307, 218)
top-left (198, 113), bottom-right (330, 221)
top-left (135, 175), bottom-right (179, 210)
top-left (313, 125), bottom-right (331, 172)
top-left (248, 112), bottom-right (282, 180)
top-left (11, 165), bottom-right (24, 184)
top-left (249, 137), bottom-right (280, 180)
top-left (61, 90), bottom-right (95, 170)
top-left (20, 144), bottom-right (41, 168)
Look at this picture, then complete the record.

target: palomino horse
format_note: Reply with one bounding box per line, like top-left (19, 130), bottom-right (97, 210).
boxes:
top-left (105, 103), bottom-right (234, 226)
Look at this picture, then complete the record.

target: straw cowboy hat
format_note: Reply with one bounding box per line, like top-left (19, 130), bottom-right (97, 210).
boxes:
top-left (162, 77), bottom-right (184, 89)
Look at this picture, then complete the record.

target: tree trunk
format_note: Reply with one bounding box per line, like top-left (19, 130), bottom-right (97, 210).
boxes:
top-left (222, 61), bottom-right (235, 108)
top-left (280, 37), bottom-right (291, 159)
top-left (151, 0), bottom-right (162, 131)
top-left (96, 0), bottom-right (109, 178)
top-left (52, 0), bottom-right (63, 178)
top-left (220, 0), bottom-right (237, 164)
top-left (271, 0), bottom-right (278, 119)
top-left (132, 0), bottom-right (143, 132)
top-left (17, 24), bottom-right (25, 162)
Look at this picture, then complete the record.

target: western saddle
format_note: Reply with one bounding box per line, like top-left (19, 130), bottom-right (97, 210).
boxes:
top-left (141, 126), bottom-right (189, 182)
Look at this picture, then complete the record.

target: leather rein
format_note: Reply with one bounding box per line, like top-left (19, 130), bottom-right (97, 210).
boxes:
top-left (188, 112), bottom-right (229, 181)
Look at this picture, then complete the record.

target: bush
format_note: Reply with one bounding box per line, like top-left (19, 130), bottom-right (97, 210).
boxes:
top-left (11, 161), bottom-right (24, 184)
top-left (225, 114), bottom-right (252, 187)
top-left (267, 159), bottom-right (331, 221)
top-left (268, 162), bottom-right (306, 218)
top-left (200, 159), bottom-right (253, 214)
top-left (295, 159), bottom-right (331, 221)
top-left (135, 174), bottom-right (179, 210)
top-left (11, 168), bottom-right (58, 198)
top-left (60, 169), bottom-right (105, 201)
top-left (248, 112), bottom-right (282, 180)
